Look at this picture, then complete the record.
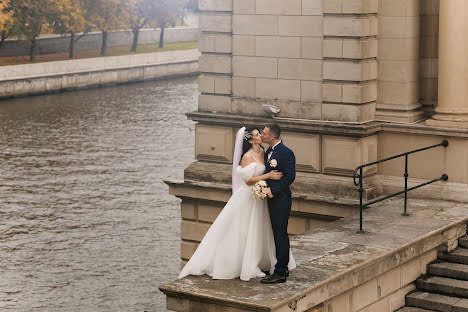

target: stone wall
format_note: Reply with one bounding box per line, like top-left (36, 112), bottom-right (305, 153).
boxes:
top-left (0, 27), bottom-right (199, 57)
top-left (376, 0), bottom-right (423, 122)
top-left (162, 199), bottom-right (468, 312)
top-left (0, 49), bottom-right (199, 98)
top-left (173, 0), bottom-right (468, 276)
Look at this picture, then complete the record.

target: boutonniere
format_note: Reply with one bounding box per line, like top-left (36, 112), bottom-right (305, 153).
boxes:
top-left (269, 159), bottom-right (278, 168)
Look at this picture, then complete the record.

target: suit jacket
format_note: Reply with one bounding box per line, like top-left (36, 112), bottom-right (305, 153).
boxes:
top-left (264, 142), bottom-right (296, 197)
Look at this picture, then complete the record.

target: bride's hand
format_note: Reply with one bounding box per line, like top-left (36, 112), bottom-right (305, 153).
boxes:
top-left (268, 170), bottom-right (283, 180)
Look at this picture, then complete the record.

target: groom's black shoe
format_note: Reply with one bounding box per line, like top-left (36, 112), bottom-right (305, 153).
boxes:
top-left (262, 270), bottom-right (288, 277)
top-left (260, 273), bottom-right (286, 284)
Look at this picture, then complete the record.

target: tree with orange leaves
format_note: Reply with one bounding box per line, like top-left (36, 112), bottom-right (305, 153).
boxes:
top-left (6, 0), bottom-right (53, 61)
top-left (86, 0), bottom-right (124, 55)
top-left (0, 0), bottom-right (13, 32)
top-left (48, 0), bottom-right (88, 59)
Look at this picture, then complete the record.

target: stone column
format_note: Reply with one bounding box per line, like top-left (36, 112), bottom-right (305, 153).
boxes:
top-left (426, 0), bottom-right (468, 128)
top-left (376, 0), bottom-right (424, 123)
top-left (198, 0), bottom-right (233, 113)
top-left (322, 0), bottom-right (378, 122)
top-left (419, 0), bottom-right (440, 118)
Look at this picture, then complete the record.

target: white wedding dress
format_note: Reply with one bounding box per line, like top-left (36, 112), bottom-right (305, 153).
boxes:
top-left (179, 162), bottom-right (296, 281)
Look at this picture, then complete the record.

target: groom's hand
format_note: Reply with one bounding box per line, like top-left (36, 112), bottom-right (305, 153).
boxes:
top-left (266, 188), bottom-right (274, 198)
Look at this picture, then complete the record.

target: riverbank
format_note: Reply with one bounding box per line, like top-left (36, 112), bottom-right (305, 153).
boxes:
top-left (0, 27), bottom-right (199, 58)
top-left (0, 41), bottom-right (198, 66)
top-left (0, 49), bottom-right (199, 99)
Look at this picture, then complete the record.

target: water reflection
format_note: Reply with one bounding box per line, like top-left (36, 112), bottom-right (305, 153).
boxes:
top-left (0, 77), bottom-right (197, 311)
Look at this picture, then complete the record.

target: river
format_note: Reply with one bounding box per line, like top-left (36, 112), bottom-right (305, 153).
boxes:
top-left (0, 77), bottom-right (197, 311)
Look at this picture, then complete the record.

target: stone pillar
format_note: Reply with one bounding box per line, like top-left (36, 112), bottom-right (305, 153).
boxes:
top-left (322, 0), bottom-right (378, 122)
top-left (198, 0), bottom-right (233, 113)
top-left (426, 0), bottom-right (468, 128)
top-left (376, 0), bottom-right (424, 123)
top-left (419, 0), bottom-right (440, 117)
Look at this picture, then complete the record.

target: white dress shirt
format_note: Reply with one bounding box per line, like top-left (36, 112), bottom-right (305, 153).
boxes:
top-left (268, 140), bottom-right (281, 160)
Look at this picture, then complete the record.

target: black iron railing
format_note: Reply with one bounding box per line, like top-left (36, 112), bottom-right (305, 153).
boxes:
top-left (353, 140), bottom-right (449, 233)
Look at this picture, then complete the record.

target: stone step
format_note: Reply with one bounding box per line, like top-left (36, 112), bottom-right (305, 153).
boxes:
top-left (428, 262), bottom-right (468, 281)
top-left (396, 307), bottom-right (437, 312)
top-left (406, 291), bottom-right (468, 312)
top-left (416, 276), bottom-right (468, 298)
top-left (460, 236), bottom-right (468, 249)
top-left (439, 248), bottom-right (468, 265)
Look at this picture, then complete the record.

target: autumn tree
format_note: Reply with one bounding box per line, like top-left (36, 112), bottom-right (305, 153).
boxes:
top-left (86, 0), bottom-right (123, 55)
top-left (0, 0), bottom-right (13, 31)
top-left (151, 0), bottom-right (185, 48)
top-left (0, 0), bottom-right (14, 47)
top-left (121, 0), bottom-right (152, 52)
top-left (7, 0), bottom-right (53, 61)
top-left (48, 0), bottom-right (88, 59)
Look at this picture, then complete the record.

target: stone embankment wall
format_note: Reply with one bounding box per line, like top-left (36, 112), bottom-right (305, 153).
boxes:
top-left (0, 27), bottom-right (199, 57)
top-left (0, 49), bottom-right (199, 98)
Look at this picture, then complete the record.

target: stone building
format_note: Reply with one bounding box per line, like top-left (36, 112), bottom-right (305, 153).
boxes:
top-left (163, 0), bottom-right (468, 310)
top-left (169, 0), bottom-right (467, 266)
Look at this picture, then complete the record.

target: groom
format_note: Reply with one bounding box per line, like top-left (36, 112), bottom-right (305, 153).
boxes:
top-left (261, 124), bottom-right (296, 284)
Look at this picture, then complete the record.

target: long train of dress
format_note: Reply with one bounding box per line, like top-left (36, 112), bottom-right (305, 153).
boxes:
top-left (179, 163), bottom-right (295, 281)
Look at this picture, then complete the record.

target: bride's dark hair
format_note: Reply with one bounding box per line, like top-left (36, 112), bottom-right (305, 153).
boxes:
top-left (240, 126), bottom-right (263, 162)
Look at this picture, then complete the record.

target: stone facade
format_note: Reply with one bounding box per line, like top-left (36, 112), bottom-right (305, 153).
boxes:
top-left (171, 0), bottom-right (468, 284)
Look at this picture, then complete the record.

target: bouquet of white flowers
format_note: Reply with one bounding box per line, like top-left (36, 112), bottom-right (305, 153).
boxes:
top-left (252, 180), bottom-right (268, 200)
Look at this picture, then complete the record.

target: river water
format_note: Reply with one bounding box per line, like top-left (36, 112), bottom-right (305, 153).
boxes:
top-left (0, 77), bottom-right (197, 311)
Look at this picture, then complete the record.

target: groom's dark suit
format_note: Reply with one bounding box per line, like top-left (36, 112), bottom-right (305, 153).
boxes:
top-left (264, 141), bottom-right (296, 276)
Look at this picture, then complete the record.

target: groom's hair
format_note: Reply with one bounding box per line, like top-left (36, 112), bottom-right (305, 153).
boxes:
top-left (266, 123), bottom-right (281, 139)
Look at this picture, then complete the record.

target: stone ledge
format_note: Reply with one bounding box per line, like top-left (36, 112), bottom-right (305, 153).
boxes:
top-left (172, 161), bottom-right (376, 202)
top-left (160, 198), bottom-right (468, 311)
top-left (186, 111), bottom-right (468, 139)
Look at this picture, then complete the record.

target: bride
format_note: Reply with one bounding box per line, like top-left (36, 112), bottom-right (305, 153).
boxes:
top-left (179, 126), bottom-right (296, 281)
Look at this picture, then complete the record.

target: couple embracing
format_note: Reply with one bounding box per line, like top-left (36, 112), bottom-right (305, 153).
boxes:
top-left (179, 124), bottom-right (296, 284)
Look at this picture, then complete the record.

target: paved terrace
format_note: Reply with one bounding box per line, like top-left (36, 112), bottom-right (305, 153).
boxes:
top-left (160, 198), bottom-right (468, 312)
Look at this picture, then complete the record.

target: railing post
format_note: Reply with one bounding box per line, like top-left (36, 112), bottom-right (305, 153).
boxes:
top-left (402, 154), bottom-right (409, 216)
top-left (358, 167), bottom-right (364, 234)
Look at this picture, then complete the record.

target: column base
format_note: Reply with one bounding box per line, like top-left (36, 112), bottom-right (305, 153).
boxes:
top-left (426, 119), bottom-right (468, 128)
top-left (375, 110), bottom-right (425, 123)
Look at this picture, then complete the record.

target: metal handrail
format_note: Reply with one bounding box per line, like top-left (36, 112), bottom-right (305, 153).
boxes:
top-left (353, 140), bottom-right (449, 233)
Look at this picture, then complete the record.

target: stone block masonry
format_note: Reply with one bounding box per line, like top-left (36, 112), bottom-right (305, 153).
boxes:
top-left (162, 198), bottom-right (468, 312)
top-left (322, 0), bottom-right (378, 123)
top-left (376, 0), bottom-right (425, 122)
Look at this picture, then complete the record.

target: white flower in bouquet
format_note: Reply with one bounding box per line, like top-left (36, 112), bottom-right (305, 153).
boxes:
top-left (252, 180), bottom-right (268, 200)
